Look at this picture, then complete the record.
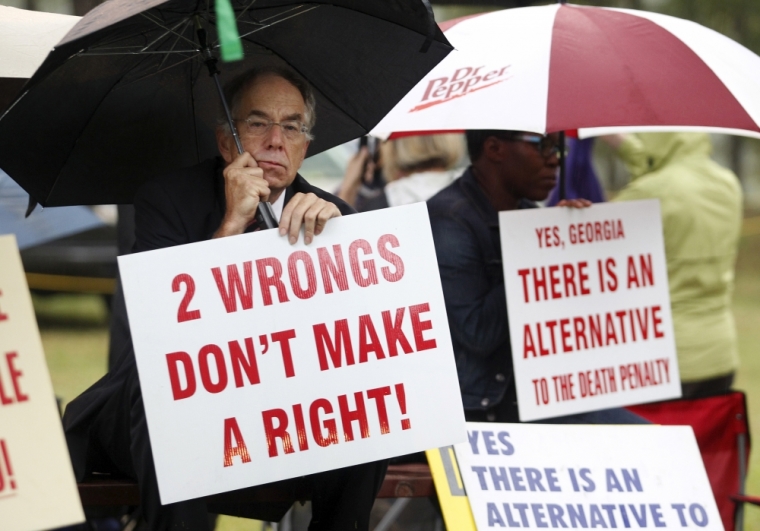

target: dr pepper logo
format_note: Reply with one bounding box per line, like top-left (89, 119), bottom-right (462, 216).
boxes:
top-left (410, 65), bottom-right (511, 112)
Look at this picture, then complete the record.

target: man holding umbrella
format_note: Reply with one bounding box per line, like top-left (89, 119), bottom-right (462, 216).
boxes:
top-left (0, 1), bottom-right (454, 527)
top-left (64, 66), bottom-right (386, 531)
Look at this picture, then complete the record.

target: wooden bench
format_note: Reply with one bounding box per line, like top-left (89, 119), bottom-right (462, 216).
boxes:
top-left (77, 463), bottom-right (435, 507)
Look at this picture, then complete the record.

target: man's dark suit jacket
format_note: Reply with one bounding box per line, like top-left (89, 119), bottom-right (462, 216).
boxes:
top-left (62, 158), bottom-right (357, 523)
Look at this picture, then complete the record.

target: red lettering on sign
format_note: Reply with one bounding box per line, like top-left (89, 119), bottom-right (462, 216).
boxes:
top-left (310, 398), bottom-right (339, 447)
top-left (0, 353), bottom-right (28, 405)
top-left (619, 358), bottom-right (670, 391)
top-left (288, 251), bottom-right (318, 300)
top-left (249, 384), bottom-right (413, 458)
top-left (293, 404), bottom-right (309, 452)
top-left (378, 234), bottom-right (405, 282)
top-left (522, 306), bottom-right (668, 359)
top-left (395, 383), bottom-right (411, 430)
top-left (338, 392), bottom-right (370, 442)
top-left (314, 319), bottom-right (355, 371)
top-left (229, 337), bottom-right (260, 388)
top-left (367, 386), bottom-right (392, 434)
top-left (349, 239), bottom-right (378, 287)
top-left (167, 352), bottom-right (196, 400)
top-left (256, 257), bottom-right (290, 306)
top-left (262, 408), bottom-right (294, 457)
top-left (172, 274), bottom-right (201, 322)
top-left (316, 245), bottom-right (349, 294)
top-left (313, 306), bottom-right (429, 368)
top-left (358, 314), bottom-right (386, 363)
top-left (198, 344), bottom-right (228, 394)
top-left (409, 303), bottom-right (437, 352)
top-left (0, 290), bottom-right (7, 321)
top-left (652, 305), bottom-right (665, 338)
top-left (627, 253), bottom-right (654, 289)
top-left (223, 417), bottom-right (251, 467)
top-left (212, 262), bottom-right (254, 313)
top-left (271, 329), bottom-right (297, 378)
top-left (517, 262), bottom-right (593, 303)
top-left (382, 308), bottom-right (414, 357)
top-left (0, 439), bottom-right (16, 491)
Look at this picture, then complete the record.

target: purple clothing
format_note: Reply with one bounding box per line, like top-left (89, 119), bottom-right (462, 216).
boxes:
top-left (547, 137), bottom-right (605, 205)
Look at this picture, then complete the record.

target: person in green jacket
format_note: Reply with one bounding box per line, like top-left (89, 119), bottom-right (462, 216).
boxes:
top-left (605, 132), bottom-right (743, 398)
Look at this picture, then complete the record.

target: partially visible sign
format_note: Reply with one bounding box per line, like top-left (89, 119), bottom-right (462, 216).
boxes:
top-left (426, 447), bottom-right (477, 531)
top-left (0, 234), bottom-right (84, 531)
top-left (499, 200), bottom-right (680, 421)
top-left (455, 423), bottom-right (721, 531)
top-left (120, 203), bottom-right (466, 504)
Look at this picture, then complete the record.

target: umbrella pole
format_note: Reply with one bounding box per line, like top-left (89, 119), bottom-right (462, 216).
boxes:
top-left (196, 20), bottom-right (278, 230)
top-left (558, 130), bottom-right (566, 201)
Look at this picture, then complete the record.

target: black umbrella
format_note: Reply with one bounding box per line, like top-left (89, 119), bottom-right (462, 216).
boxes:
top-left (0, 0), bottom-right (451, 214)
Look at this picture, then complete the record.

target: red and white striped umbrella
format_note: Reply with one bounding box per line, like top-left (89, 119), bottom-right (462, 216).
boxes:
top-left (372, 4), bottom-right (760, 139)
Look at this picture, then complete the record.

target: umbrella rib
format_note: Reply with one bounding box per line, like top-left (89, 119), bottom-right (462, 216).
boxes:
top-left (258, 4), bottom-right (309, 24)
top-left (140, 15), bottom-right (193, 52)
top-left (0, 91), bottom-right (29, 125)
top-left (235, 5), bottom-right (320, 41)
top-left (116, 54), bottom-right (200, 89)
top-left (77, 15), bottom-right (198, 57)
top-left (157, 18), bottom-right (193, 71)
top-left (79, 50), bottom-right (199, 56)
top-left (139, 12), bottom-right (199, 49)
top-left (236, 0), bottom-right (259, 22)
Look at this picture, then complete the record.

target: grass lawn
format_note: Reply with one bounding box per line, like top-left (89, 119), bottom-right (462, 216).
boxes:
top-left (732, 227), bottom-right (760, 530)
top-left (35, 224), bottom-right (760, 530)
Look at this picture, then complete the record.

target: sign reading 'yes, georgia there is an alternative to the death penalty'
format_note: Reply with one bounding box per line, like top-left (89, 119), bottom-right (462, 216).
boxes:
top-left (119, 203), bottom-right (466, 504)
top-left (499, 200), bottom-right (681, 421)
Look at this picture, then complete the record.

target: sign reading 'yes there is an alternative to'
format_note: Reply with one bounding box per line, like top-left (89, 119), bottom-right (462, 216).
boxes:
top-left (499, 200), bottom-right (681, 421)
top-left (455, 423), bottom-right (721, 531)
top-left (119, 203), bottom-right (466, 504)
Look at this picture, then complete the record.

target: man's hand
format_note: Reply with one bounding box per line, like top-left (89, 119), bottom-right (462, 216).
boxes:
top-left (279, 192), bottom-right (341, 245)
top-left (556, 198), bottom-right (592, 208)
top-left (214, 152), bottom-right (270, 238)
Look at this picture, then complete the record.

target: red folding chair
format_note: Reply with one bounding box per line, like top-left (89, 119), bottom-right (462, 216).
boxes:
top-left (628, 391), bottom-right (750, 531)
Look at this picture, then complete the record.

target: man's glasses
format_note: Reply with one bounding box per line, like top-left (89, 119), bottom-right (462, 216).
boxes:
top-left (503, 133), bottom-right (564, 158)
top-left (236, 116), bottom-right (310, 141)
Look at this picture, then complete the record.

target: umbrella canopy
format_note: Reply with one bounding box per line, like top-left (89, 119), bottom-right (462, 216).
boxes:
top-left (0, 0), bottom-right (451, 207)
top-left (371, 4), bottom-right (760, 140)
top-left (0, 6), bottom-right (80, 79)
top-left (0, 169), bottom-right (103, 250)
top-left (0, 6), bottom-right (79, 109)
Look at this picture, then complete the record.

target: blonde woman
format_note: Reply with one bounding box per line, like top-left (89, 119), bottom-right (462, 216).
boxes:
top-left (339, 133), bottom-right (466, 211)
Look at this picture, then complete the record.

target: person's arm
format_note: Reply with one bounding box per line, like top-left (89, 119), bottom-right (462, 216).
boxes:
top-left (337, 146), bottom-right (373, 207)
top-left (431, 215), bottom-right (509, 356)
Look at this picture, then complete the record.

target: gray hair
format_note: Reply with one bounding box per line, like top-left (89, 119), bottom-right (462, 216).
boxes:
top-left (220, 66), bottom-right (316, 140)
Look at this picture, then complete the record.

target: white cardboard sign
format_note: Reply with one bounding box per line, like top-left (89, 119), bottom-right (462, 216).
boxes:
top-left (119, 203), bottom-right (466, 504)
top-left (455, 423), bottom-right (722, 531)
top-left (0, 234), bottom-right (84, 531)
top-left (499, 200), bottom-right (680, 421)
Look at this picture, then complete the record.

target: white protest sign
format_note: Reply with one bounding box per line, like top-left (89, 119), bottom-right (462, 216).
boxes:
top-left (456, 423), bottom-right (722, 531)
top-left (119, 203), bottom-right (466, 504)
top-left (499, 200), bottom-right (680, 421)
top-left (0, 234), bottom-right (84, 531)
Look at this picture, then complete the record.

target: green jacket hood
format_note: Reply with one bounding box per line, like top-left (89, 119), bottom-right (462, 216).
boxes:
top-left (633, 132), bottom-right (713, 174)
